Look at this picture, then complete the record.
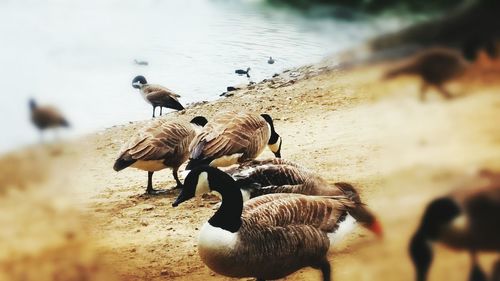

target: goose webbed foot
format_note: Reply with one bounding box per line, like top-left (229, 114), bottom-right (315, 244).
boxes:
top-left (145, 187), bottom-right (168, 195)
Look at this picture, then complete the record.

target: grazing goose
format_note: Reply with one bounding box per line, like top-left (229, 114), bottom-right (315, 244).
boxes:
top-left (384, 48), bottom-right (468, 101)
top-left (223, 159), bottom-right (382, 234)
top-left (131, 75), bottom-right (184, 118)
top-left (113, 116), bottom-right (207, 195)
top-left (235, 67), bottom-right (251, 77)
top-left (29, 98), bottom-right (70, 134)
top-left (185, 111), bottom-right (282, 170)
top-left (172, 166), bottom-right (382, 281)
top-left (409, 183), bottom-right (500, 281)
top-left (267, 56), bottom-right (275, 64)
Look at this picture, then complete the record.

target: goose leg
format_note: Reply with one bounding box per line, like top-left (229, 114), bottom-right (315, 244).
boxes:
top-left (145, 171), bottom-right (167, 195)
top-left (152, 106), bottom-right (156, 118)
top-left (320, 261), bottom-right (331, 281)
top-left (469, 252), bottom-right (487, 281)
top-left (169, 167), bottom-right (182, 189)
top-left (160, 106), bottom-right (163, 116)
top-left (312, 259), bottom-right (331, 281)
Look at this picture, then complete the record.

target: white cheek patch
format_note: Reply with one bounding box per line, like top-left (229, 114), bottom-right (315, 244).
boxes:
top-left (209, 153), bottom-right (243, 167)
top-left (450, 214), bottom-right (468, 233)
top-left (327, 213), bottom-right (357, 247)
top-left (268, 137), bottom-right (281, 153)
top-left (195, 172), bottom-right (210, 196)
top-left (240, 189), bottom-right (251, 202)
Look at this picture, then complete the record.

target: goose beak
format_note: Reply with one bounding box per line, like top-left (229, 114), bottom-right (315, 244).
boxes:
top-left (368, 219), bottom-right (383, 238)
top-left (172, 190), bottom-right (193, 207)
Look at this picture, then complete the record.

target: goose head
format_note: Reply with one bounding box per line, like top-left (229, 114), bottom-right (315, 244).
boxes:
top-left (132, 75), bottom-right (147, 89)
top-left (28, 98), bottom-right (37, 111)
top-left (246, 67), bottom-right (251, 72)
top-left (409, 197), bottom-right (461, 281)
top-left (261, 114), bottom-right (282, 158)
top-left (172, 166), bottom-right (234, 207)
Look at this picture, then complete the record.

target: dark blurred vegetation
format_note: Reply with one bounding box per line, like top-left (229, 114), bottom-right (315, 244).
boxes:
top-left (266, 0), bottom-right (462, 14)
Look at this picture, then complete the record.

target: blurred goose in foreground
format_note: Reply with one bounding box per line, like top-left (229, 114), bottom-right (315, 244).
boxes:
top-left (172, 166), bottom-right (382, 281)
top-left (113, 116), bottom-right (207, 195)
top-left (409, 183), bottom-right (500, 281)
top-left (384, 47), bottom-right (468, 101)
top-left (267, 56), bottom-right (275, 64)
top-left (186, 111), bottom-right (282, 170)
top-left (131, 75), bottom-right (184, 118)
top-left (235, 67), bottom-right (251, 77)
top-left (224, 158), bottom-right (382, 235)
top-left (29, 98), bottom-right (70, 135)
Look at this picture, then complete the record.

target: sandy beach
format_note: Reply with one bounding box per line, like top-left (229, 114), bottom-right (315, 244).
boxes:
top-left (1, 53), bottom-right (500, 281)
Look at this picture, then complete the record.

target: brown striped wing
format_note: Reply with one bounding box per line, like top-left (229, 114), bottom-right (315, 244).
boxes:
top-left (242, 194), bottom-right (354, 231)
top-left (119, 120), bottom-right (194, 162)
top-left (189, 111), bottom-right (269, 160)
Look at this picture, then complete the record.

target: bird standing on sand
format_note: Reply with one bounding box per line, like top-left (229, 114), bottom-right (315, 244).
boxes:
top-left (384, 48), bottom-right (468, 101)
top-left (186, 111), bottom-right (282, 170)
top-left (131, 75), bottom-right (185, 118)
top-left (113, 116), bottom-right (207, 195)
top-left (235, 67), bottom-right (251, 78)
top-left (409, 183), bottom-right (500, 281)
top-left (267, 57), bottom-right (275, 64)
top-left (29, 98), bottom-right (70, 139)
top-left (172, 166), bottom-right (382, 281)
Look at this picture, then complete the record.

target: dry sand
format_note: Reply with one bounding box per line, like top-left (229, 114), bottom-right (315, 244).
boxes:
top-left (1, 52), bottom-right (500, 281)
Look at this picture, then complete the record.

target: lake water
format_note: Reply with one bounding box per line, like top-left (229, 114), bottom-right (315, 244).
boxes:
top-left (0, 0), bottom-right (407, 153)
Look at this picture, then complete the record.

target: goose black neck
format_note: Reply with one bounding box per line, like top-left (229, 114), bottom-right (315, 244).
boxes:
top-left (261, 114), bottom-right (279, 144)
top-left (409, 230), bottom-right (433, 281)
top-left (208, 171), bottom-right (243, 233)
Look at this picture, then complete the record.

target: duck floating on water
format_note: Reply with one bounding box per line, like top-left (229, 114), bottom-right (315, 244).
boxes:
top-left (235, 67), bottom-right (251, 77)
top-left (267, 56), bottom-right (275, 64)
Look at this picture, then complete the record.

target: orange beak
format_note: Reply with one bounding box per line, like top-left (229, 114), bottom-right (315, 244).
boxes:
top-left (368, 219), bottom-right (383, 238)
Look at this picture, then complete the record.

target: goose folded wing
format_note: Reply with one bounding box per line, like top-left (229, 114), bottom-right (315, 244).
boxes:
top-left (243, 194), bottom-right (354, 232)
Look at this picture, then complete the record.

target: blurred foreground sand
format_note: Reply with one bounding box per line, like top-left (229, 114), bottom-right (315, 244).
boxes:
top-left (1, 53), bottom-right (500, 281)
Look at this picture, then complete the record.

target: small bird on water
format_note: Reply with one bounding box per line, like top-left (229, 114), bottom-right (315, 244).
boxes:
top-left (235, 67), bottom-right (251, 78)
top-left (267, 56), bottom-right (275, 64)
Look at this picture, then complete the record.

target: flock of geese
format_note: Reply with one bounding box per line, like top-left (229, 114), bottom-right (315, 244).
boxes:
top-left (27, 47), bottom-right (500, 281)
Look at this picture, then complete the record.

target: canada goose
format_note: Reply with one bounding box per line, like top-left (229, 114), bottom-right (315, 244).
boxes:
top-left (113, 116), bottom-right (207, 195)
top-left (409, 183), bottom-right (500, 281)
top-left (29, 98), bottom-right (70, 134)
top-left (172, 166), bottom-right (382, 281)
top-left (224, 159), bottom-right (382, 233)
top-left (267, 57), bottom-right (275, 64)
top-left (384, 48), bottom-right (468, 101)
top-left (131, 75), bottom-right (184, 118)
top-left (185, 111), bottom-right (282, 170)
top-left (235, 67), bottom-right (251, 77)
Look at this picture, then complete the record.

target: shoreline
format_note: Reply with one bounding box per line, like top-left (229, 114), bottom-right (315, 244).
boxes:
top-left (1, 51), bottom-right (500, 280)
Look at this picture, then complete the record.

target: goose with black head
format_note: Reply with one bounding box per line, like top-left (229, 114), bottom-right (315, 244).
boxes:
top-left (172, 166), bottom-right (382, 281)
